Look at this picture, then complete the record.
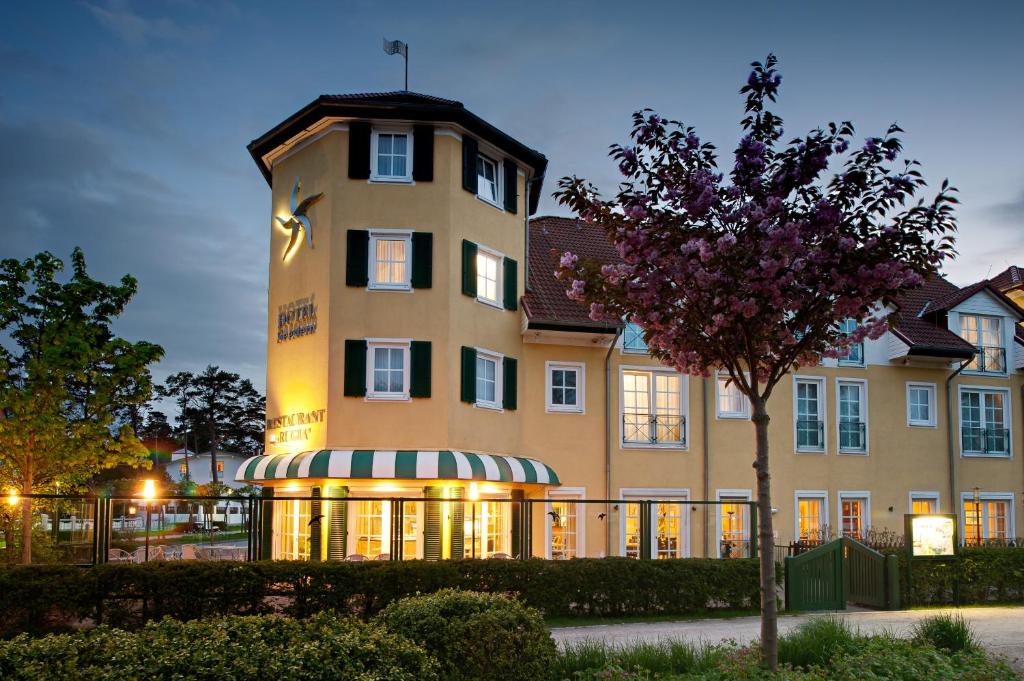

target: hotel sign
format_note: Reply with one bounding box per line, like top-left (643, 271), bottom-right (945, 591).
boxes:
top-left (906, 514), bottom-right (957, 558)
top-left (267, 409), bottom-right (326, 444)
top-left (278, 294), bottom-right (317, 343)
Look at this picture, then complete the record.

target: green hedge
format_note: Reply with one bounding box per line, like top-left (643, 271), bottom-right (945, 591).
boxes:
top-left (0, 558), bottom-right (760, 637)
top-left (0, 612), bottom-right (438, 681)
top-left (895, 546), bottom-right (1024, 606)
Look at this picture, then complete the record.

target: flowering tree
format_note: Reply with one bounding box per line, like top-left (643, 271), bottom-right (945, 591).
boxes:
top-left (555, 55), bottom-right (957, 669)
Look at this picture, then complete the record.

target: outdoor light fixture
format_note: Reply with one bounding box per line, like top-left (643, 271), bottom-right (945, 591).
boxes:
top-left (5, 490), bottom-right (18, 507)
top-left (141, 479), bottom-right (157, 500)
top-left (468, 482), bottom-right (480, 501)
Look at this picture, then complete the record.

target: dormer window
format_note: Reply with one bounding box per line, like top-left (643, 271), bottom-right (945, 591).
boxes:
top-left (960, 314), bottom-right (1004, 372)
top-left (476, 154), bottom-right (500, 205)
top-left (371, 129), bottom-right (412, 182)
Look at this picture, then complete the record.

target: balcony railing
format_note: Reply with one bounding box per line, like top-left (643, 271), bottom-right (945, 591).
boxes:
top-left (796, 418), bottom-right (825, 450)
top-left (968, 346), bottom-right (1006, 373)
top-left (623, 413), bottom-right (686, 445)
top-left (838, 421), bottom-right (867, 452)
top-left (961, 427), bottom-right (1010, 455)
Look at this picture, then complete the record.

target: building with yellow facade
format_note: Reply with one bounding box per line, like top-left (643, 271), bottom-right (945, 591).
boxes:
top-left (239, 91), bottom-right (1024, 561)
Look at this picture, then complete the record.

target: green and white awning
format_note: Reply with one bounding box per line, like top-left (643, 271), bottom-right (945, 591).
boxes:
top-left (236, 450), bottom-right (560, 486)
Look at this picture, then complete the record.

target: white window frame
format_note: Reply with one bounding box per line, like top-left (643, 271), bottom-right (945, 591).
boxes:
top-left (908, 491), bottom-right (940, 514)
top-left (474, 347), bottom-right (503, 410)
top-left (619, 366), bottom-right (687, 449)
top-left (957, 385), bottom-right (1012, 458)
top-left (621, 322), bottom-right (649, 354)
top-left (715, 371), bottom-right (750, 420)
top-left (715, 489), bottom-right (752, 558)
top-left (619, 488), bottom-right (690, 559)
top-left (906, 382), bottom-right (937, 428)
top-left (837, 491), bottom-right (871, 539)
top-left (794, 490), bottom-right (829, 543)
top-left (837, 318), bottom-right (865, 367)
top-left (545, 361), bottom-right (585, 413)
top-left (959, 491), bottom-right (1015, 543)
top-left (960, 313), bottom-right (1006, 375)
top-left (475, 152), bottom-right (502, 207)
top-left (475, 244), bottom-right (503, 308)
top-left (370, 127), bottom-right (413, 183)
top-left (367, 228), bottom-right (412, 291)
top-left (836, 377), bottom-right (869, 455)
top-left (793, 375), bottom-right (827, 453)
top-left (365, 338), bottom-right (411, 401)
top-left (346, 493), bottom-right (426, 560)
top-left (545, 487), bottom-right (586, 559)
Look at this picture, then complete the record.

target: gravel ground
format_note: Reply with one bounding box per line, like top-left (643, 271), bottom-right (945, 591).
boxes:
top-left (551, 606), bottom-right (1024, 670)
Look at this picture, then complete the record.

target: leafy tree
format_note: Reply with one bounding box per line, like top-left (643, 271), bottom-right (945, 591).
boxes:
top-left (158, 366), bottom-right (265, 485)
top-left (555, 55), bottom-right (957, 669)
top-left (0, 249), bottom-right (164, 563)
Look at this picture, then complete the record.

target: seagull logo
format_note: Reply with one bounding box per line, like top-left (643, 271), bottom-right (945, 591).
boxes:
top-left (276, 177), bottom-right (324, 261)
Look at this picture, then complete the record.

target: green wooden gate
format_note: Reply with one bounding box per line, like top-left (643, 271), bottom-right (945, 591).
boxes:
top-left (785, 537), bottom-right (900, 611)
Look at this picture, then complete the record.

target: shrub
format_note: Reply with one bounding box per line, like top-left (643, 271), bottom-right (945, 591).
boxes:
top-left (375, 589), bottom-right (558, 681)
top-left (556, 638), bottom-right (712, 679)
top-left (0, 611), bottom-right (437, 681)
top-left (0, 558), bottom-right (761, 637)
top-left (911, 612), bottom-right (978, 653)
top-left (889, 546), bottom-right (1024, 606)
top-left (777, 616), bottom-right (858, 669)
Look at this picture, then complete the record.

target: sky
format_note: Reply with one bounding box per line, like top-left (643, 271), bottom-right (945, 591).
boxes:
top-left (1, 0), bottom-right (1022, 397)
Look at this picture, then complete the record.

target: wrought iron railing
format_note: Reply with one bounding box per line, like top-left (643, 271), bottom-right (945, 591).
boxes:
top-left (796, 418), bottom-right (825, 450)
top-left (838, 421), bottom-right (867, 452)
top-left (968, 346), bottom-right (1006, 373)
top-left (961, 427), bottom-right (1009, 454)
top-left (622, 413), bottom-right (686, 445)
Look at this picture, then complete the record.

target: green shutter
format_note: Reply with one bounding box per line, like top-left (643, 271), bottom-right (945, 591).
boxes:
top-left (503, 356), bottom-right (517, 410)
top-left (503, 257), bottom-right (518, 310)
top-left (461, 346), bottom-right (476, 403)
top-left (260, 487), bottom-right (274, 561)
top-left (462, 136), bottom-right (479, 193)
top-left (450, 486), bottom-right (465, 559)
top-left (327, 486), bottom-right (348, 561)
top-left (412, 124), bottom-right (434, 182)
top-left (344, 339), bottom-right (367, 396)
top-left (411, 232), bottom-right (433, 289)
top-left (461, 240), bottom-right (478, 297)
top-left (348, 121), bottom-right (371, 179)
top-left (424, 487), bottom-right (442, 561)
top-left (503, 159), bottom-right (518, 213)
top-left (346, 230), bottom-right (369, 286)
top-left (410, 341), bottom-right (431, 398)
top-left (309, 487), bottom-right (322, 562)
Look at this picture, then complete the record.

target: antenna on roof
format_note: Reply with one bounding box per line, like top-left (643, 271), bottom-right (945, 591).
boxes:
top-left (383, 38), bottom-right (409, 91)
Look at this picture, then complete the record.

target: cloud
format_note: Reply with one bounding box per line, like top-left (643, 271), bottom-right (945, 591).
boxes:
top-left (987, 190), bottom-right (1024, 225)
top-left (80, 0), bottom-right (212, 46)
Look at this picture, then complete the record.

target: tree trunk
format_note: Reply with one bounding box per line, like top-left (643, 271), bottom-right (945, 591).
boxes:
top-left (208, 416), bottom-right (219, 486)
top-left (751, 398), bottom-right (777, 671)
top-left (20, 455), bottom-right (32, 565)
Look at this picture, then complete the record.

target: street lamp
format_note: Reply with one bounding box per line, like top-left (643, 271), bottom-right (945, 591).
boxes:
top-left (141, 479), bottom-right (157, 562)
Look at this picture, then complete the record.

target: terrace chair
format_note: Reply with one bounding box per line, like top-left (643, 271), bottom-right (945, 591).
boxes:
top-left (489, 552), bottom-right (511, 560)
top-left (150, 546), bottom-right (167, 561)
top-left (179, 544), bottom-right (199, 560)
top-left (108, 548), bottom-right (133, 563)
top-left (195, 546), bottom-right (215, 560)
top-left (376, 553), bottom-right (391, 561)
top-left (344, 553), bottom-right (366, 562)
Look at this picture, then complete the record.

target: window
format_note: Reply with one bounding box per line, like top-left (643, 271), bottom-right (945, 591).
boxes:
top-left (622, 322), bottom-right (648, 353)
top-left (369, 231), bottom-right (411, 289)
top-left (476, 154), bottom-right (500, 205)
top-left (839, 493), bottom-right (869, 540)
top-left (838, 318), bottom-right (864, 365)
top-left (278, 498), bottom-right (311, 560)
top-left (355, 499), bottom-right (386, 558)
top-left (476, 248), bottom-right (501, 305)
top-left (960, 314), bottom-right (1005, 373)
top-left (216, 461), bottom-right (225, 473)
top-left (366, 341), bottom-right (409, 400)
top-left (464, 499), bottom-right (508, 558)
top-left (178, 462), bottom-right (187, 475)
top-left (718, 492), bottom-right (751, 558)
top-left (962, 494), bottom-right (1013, 545)
top-left (716, 372), bottom-right (749, 419)
top-left (837, 379), bottom-right (867, 453)
top-left (910, 492), bottom-right (939, 514)
top-left (794, 377), bottom-right (825, 451)
top-left (546, 362), bottom-right (584, 413)
top-left (371, 130), bottom-right (411, 181)
top-left (796, 493), bottom-right (827, 544)
top-left (475, 350), bottom-right (502, 409)
top-left (960, 388), bottom-right (1010, 455)
top-left (548, 493), bottom-right (583, 559)
top-left (622, 492), bottom-right (688, 559)
top-left (622, 369), bottom-right (685, 446)
top-left (907, 383), bottom-right (937, 427)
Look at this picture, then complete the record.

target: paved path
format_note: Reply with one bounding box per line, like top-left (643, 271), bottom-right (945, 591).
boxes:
top-left (551, 607), bottom-right (1024, 670)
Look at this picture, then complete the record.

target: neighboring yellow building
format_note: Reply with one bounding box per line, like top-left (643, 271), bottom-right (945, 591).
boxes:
top-left (240, 91), bottom-right (1024, 561)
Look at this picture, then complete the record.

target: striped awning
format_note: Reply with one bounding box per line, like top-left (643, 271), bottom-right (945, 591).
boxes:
top-left (236, 450), bottom-right (560, 486)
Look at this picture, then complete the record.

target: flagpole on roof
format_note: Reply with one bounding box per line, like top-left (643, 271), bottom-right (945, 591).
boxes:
top-left (383, 38), bottom-right (409, 91)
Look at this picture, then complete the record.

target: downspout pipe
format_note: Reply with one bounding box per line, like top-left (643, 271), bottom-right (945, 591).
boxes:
top-left (605, 326), bottom-right (623, 557)
top-left (946, 359), bottom-right (972, 514)
top-left (702, 377), bottom-right (710, 558)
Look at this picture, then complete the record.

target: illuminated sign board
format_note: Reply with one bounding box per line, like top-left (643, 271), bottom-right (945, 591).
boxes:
top-left (906, 514), bottom-right (957, 558)
top-left (277, 294), bottom-right (317, 343)
top-left (266, 409), bottom-right (326, 444)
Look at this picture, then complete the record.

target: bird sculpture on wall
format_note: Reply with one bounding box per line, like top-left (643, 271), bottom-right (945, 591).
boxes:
top-left (276, 177), bottom-right (324, 261)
